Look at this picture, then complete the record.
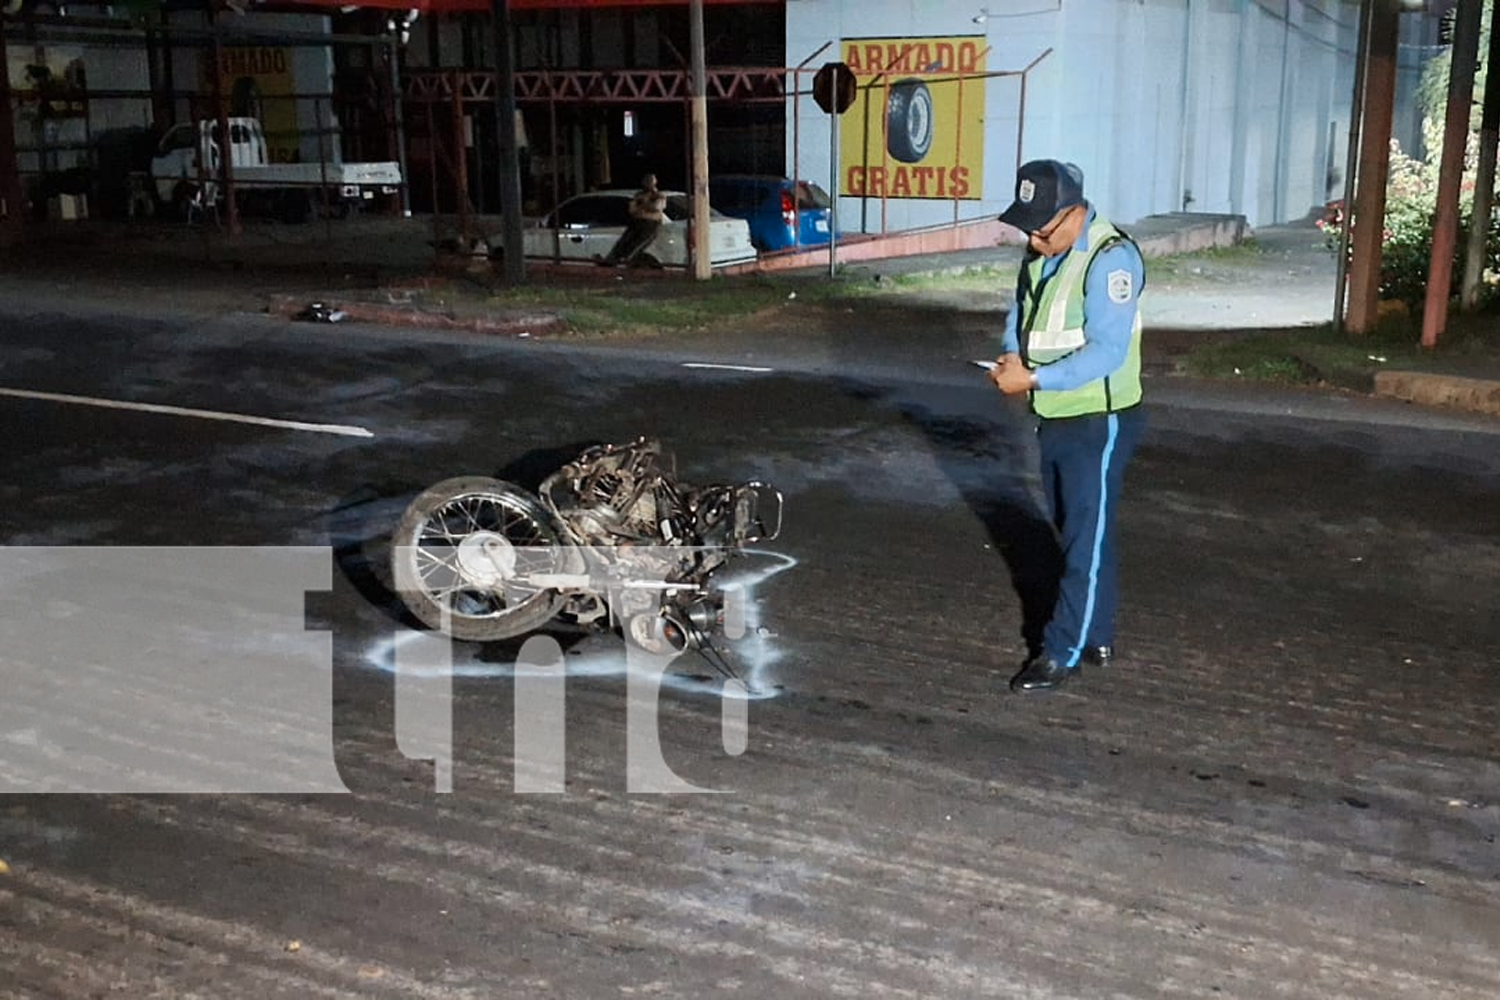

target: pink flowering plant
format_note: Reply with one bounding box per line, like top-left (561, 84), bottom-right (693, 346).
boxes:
top-left (1321, 121), bottom-right (1499, 310)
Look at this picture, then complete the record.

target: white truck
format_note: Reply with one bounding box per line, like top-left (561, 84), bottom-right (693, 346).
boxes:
top-left (150, 116), bottom-right (402, 221)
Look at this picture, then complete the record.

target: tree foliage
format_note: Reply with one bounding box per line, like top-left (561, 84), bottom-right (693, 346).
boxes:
top-left (1325, 6), bottom-right (1499, 308)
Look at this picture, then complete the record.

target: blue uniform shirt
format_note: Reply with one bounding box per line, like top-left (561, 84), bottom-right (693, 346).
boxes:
top-left (999, 206), bottom-right (1144, 392)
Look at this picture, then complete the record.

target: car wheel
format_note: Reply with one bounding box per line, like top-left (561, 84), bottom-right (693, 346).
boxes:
top-left (886, 78), bottom-right (934, 164)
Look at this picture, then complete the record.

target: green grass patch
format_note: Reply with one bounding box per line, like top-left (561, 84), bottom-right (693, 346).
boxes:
top-left (1178, 311), bottom-right (1500, 390)
top-left (856, 265), bottom-right (1011, 291)
top-left (473, 276), bottom-right (823, 335)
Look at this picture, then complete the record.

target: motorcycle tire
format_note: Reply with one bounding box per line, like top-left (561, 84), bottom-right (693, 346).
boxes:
top-left (391, 476), bottom-right (571, 642)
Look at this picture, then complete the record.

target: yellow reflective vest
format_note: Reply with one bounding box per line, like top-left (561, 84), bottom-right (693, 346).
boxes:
top-left (1018, 215), bottom-right (1143, 419)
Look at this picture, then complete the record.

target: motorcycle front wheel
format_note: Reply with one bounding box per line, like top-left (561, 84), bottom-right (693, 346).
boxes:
top-left (392, 476), bottom-right (571, 642)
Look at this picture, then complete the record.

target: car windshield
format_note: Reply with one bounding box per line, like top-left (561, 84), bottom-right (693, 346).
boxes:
top-left (159, 124), bottom-right (196, 154)
top-left (794, 181), bottom-right (831, 210)
top-left (662, 195), bottom-right (728, 221)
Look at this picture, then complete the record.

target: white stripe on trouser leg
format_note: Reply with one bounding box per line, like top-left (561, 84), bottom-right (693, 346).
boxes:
top-left (1067, 413), bottom-right (1119, 669)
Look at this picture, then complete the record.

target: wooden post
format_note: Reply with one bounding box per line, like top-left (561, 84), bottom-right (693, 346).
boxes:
top-left (689, 0), bottom-right (710, 280)
top-left (1420, 0), bottom-right (1481, 348)
top-left (1345, 0), bottom-right (1400, 336)
top-left (1461, 0), bottom-right (1500, 312)
top-left (492, 0), bottom-right (525, 284)
top-left (210, 8), bottom-right (240, 235)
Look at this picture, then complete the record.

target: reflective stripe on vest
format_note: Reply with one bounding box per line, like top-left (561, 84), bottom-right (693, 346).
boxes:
top-left (1019, 215), bottom-right (1143, 419)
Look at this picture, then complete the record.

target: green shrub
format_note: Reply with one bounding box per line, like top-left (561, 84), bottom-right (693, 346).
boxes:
top-left (1321, 123), bottom-right (1500, 311)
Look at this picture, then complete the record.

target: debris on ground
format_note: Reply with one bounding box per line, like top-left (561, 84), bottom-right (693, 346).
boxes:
top-left (293, 302), bottom-right (347, 323)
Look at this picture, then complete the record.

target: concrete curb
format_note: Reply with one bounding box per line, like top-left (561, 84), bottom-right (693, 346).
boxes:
top-left (265, 293), bottom-right (561, 336)
top-left (836, 211), bottom-right (1249, 282)
top-left (1372, 370), bottom-right (1500, 418)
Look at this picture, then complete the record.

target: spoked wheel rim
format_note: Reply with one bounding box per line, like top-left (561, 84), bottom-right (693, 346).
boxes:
top-left (395, 482), bottom-right (569, 636)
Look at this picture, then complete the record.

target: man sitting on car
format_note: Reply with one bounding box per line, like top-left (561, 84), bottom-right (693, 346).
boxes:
top-left (601, 173), bottom-right (668, 266)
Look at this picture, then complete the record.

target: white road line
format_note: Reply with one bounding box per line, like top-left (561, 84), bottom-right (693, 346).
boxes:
top-left (681, 362), bottom-right (775, 373)
top-left (0, 387), bottom-right (375, 438)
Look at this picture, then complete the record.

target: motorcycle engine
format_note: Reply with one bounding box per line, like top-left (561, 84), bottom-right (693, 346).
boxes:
top-left (546, 439), bottom-right (677, 546)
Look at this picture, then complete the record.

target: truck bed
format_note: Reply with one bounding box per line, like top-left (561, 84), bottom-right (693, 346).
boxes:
top-left (226, 161), bottom-right (402, 189)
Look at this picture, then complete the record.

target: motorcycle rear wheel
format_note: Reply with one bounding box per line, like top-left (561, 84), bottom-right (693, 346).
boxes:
top-left (392, 476), bottom-right (571, 642)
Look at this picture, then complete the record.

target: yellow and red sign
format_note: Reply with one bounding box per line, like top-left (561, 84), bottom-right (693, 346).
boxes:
top-left (839, 35), bottom-right (987, 201)
top-left (204, 47), bottom-right (298, 164)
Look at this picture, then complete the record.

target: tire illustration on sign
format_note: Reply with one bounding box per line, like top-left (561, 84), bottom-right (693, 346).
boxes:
top-left (886, 78), bottom-right (934, 163)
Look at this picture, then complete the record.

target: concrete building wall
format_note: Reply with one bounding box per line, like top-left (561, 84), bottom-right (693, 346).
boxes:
top-left (786, 0), bottom-right (1375, 231)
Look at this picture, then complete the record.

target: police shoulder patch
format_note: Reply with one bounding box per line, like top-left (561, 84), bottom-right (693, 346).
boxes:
top-left (1107, 269), bottom-right (1133, 304)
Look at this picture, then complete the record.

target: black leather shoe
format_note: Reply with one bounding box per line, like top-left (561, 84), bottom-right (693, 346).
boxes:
top-left (1009, 657), bottom-right (1078, 692)
top-left (1084, 646), bottom-right (1114, 667)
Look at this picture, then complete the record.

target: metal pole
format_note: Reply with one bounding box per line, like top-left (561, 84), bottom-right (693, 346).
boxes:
top-left (453, 79), bottom-right (471, 243)
top-left (548, 86), bottom-right (559, 219)
top-left (314, 97), bottom-right (334, 285)
top-left (954, 57), bottom-right (966, 226)
top-left (1420, 0), bottom-right (1482, 348)
top-left (492, 0), bottom-right (525, 284)
top-left (1333, 0), bottom-right (1373, 334)
top-left (792, 43), bottom-right (831, 249)
top-left (792, 67), bottom-right (803, 247)
top-left (159, 7), bottom-right (176, 128)
top-left (829, 107), bottom-right (839, 278)
top-left (1177, 0), bottom-right (1196, 211)
top-left (1271, 0), bottom-right (1293, 224)
top-left (879, 73), bottom-right (890, 234)
top-left (689, 0), bottom-right (711, 280)
top-left (1461, 0), bottom-right (1500, 312)
top-left (1014, 50), bottom-right (1053, 173)
top-left (428, 99), bottom-right (440, 246)
top-left (389, 34), bottom-right (411, 216)
top-left (316, 98), bottom-right (332, 247)
top-left (859, 77), bottom-right (872, 233)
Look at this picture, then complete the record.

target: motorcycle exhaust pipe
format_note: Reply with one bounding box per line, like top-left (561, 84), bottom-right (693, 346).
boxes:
top-left (629, 598), bottom-right (720, 655)
top-left (660, 597), bottom-right (719, 652)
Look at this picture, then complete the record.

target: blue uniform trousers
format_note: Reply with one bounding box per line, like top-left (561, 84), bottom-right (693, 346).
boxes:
top-left (1037, 405), bottom-right (1145, 669)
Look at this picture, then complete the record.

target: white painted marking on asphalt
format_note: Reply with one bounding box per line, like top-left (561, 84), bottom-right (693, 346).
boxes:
top-left (0, 387), bottom-right (375, 438)
top-left (364, 549), bottom-right (798, 699)
top-left (681, 363), bottom-right (775, 373)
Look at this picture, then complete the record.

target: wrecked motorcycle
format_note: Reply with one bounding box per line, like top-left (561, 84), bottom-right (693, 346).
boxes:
top-left (391, 438), bottom-right (782, 665)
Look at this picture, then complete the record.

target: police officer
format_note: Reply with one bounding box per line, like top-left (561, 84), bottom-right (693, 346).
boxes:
top-left (988, 159), bottom-right (1146, 692)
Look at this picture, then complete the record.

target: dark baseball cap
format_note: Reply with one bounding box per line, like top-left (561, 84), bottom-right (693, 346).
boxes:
top-left (998, 159), bottom-right (1085, 233)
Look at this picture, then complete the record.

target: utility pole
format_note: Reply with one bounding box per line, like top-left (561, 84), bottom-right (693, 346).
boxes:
top-left (210, 6), bottom-right (240, 236)
top-left (1421, 0), bottom-right (1482, 348)
top-left (492, 0), bottom-right (525, 285)
top-left (689, 0), bottom-right (710, 280)
top-left (1461, 0), bottom-right (1500, 312)
top-left (1346, 0), bottom-right (1401, 336)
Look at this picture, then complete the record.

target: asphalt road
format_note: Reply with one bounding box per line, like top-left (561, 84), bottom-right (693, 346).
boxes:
top-left (1, 299), bottom-right (1499, 999)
